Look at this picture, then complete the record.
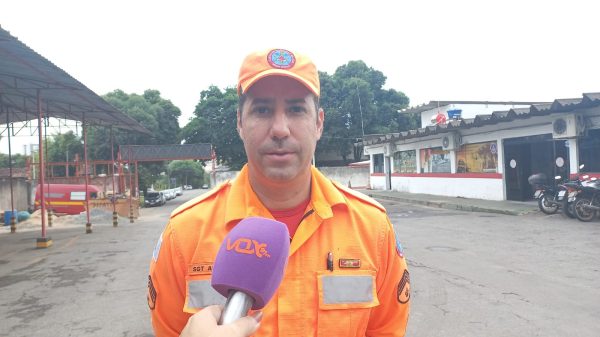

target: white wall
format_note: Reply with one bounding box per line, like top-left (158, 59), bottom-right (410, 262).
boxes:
top-left (391, 176), bottom-right (504, 200)
top-left (319, 167), bottom-right (369, 188)
top-left (213, 167), bottom-right (370, 189)
top-left (0, 178), bottom-right (31, 211)
top-left (371, 176), bottom-right (386, 190)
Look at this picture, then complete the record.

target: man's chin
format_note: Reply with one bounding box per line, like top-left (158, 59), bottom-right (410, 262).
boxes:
top-left (263, 169), bottom-right (296, 182)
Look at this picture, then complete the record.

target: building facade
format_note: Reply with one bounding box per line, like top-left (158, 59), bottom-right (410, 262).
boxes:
top-left (363, 93), bottom-right (600, 201)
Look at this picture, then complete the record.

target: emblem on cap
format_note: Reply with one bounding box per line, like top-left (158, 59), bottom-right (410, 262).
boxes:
top-left (267, 49), bottom-right (296, 69)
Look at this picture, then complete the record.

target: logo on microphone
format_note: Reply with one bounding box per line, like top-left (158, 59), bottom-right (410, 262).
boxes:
top-left (226, 238), bottom-right (271, 258)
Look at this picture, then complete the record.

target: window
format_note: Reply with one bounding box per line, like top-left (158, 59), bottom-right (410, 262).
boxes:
top-left (393, 150), bottom-right (417, 173)
top-left (373, 154), bottom-right (384, 173)
top-left (70, 191), bottom-right (86, 201)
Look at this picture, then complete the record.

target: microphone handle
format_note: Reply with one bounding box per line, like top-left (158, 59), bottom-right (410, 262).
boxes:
top-left (218, 290), bottom-right (255, 325)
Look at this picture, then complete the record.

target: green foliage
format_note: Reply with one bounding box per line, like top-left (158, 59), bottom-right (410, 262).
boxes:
top-left (317, 60), bottom-right (414, 163)
top-left (44, 131), bottom-right (84, 176)
top-left (85, 89), bottom-right (182, 190)
top-left (0, 152), bottom-right (28, 168)
top-left (87, 89), bottom-right (181, 161)
top-left (181, 60), bottom-right (417, 167)
top-left (182, 61), bottom-right (414, 168)
top-left (182, 86), bottom-right (246, 169)
top-left (167, 160), bottom-right (205, 188)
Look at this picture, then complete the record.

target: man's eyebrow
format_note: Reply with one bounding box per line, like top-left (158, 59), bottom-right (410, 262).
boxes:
top-left (285, 98), bottom-right (307, 104)
top-left (250, 98), bottom-right (274, 104)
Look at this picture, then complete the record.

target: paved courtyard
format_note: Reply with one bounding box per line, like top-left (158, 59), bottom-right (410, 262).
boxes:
top-left (0, 190), bottom-right (599, 336)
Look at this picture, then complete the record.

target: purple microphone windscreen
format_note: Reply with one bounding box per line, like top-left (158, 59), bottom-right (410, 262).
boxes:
top-left (211, 217), bottom-right (290, 309)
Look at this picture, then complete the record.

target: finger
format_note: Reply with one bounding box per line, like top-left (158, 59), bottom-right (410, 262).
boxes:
top-left (227, 313), bottom-right (262, 336)
top-left (201, 305), bottom-right (223, 322)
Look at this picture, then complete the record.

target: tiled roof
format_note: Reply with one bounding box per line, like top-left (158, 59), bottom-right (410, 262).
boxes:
top-left (364, 92), bottom-right (600, 146)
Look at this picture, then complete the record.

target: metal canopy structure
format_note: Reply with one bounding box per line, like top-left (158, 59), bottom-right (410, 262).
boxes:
top-left (0, 25), bottom-right (151, 244)
top-left (0, 25), bottom-right (149, 134)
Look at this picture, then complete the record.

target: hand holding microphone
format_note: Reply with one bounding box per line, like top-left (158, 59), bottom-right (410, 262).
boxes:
top-left (179, 305), bottom-right (262, 337)
top-left (211, 217), bottom-right (290, 324)
top-left (181, 217), bottom-right (289, 337)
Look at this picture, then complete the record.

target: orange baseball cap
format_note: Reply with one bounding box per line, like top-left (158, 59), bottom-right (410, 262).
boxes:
top-left (237, 48), bottom-right (320, 97)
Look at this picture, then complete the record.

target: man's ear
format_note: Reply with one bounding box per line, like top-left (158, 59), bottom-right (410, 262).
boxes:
top-left (316, 108), bottom-right (325, 140)
top-left (236, 109), bottom-right (243, 139)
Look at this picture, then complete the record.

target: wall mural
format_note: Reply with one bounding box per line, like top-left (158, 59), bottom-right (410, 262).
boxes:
top-left (393, 150), bottom-right (417, 173)
top-left (455, 141), bottom-right (498, 173)
top-left (420, 147), bottom-right (451, 173)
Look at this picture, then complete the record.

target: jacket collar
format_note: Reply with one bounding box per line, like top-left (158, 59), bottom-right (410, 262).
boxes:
top-left (223, 165), bottom-right (347, 228)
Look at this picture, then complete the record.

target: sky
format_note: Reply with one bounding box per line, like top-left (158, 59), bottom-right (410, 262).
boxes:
top-left (1, 0), bottom-right (599, 154)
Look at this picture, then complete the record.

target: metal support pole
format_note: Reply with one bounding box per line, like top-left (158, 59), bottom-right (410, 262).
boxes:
top-left (83, 117), bottom-right (92, 234)
top-left (128, 146), bottom-right (134, 223)
top-left (5, 111), bottom-right (17, 233)
top-left (36, 90), bottom-right (52, 248)
top-left (135, 161), bottom-right (139, 198)
top-left (110, 127), bottom-right (118, 227)
top-left (44, 116), bottom-right (52, 227)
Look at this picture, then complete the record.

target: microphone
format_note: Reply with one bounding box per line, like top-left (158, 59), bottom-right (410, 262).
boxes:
top-left (211, 217), bottom-right (290, 324)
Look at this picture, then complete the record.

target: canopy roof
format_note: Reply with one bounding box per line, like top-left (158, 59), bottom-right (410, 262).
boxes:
top-left (0, 26), bottom-right (150, 134)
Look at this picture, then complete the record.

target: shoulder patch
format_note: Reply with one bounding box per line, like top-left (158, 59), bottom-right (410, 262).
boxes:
top-left (331, 180), bottom-right (386, 212)
top-left (170, 181), bottom-right (231, 219)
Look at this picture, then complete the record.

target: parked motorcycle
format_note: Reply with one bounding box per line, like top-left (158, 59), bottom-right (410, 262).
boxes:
top-left (528, 173), bottom-right (565, 215)
top-left (561, 179), bottom-right (582, 218)
top-left (561, 164), bottom-right (588, 219)
top-left (572, 177), bottom-right (600, 222)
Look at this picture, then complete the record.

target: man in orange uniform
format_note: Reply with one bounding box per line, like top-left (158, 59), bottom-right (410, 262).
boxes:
top-left (148, 48), bottom-right (410, 336)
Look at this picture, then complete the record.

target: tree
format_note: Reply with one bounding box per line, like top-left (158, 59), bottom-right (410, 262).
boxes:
top-left (85, 89), bottom-right (182, 191)
top-left (182, 86), bottom-right (246, 169)
top-left (317, 60), bottom-right (413, 163)
top-left (44, 131), bottom-right (84, 176)
top-left (182, 60), bottom-right (416, 167)
top-left (168, 160), bottom-right (205, 188)
top-left (0, 153), bottom-right (28, 169)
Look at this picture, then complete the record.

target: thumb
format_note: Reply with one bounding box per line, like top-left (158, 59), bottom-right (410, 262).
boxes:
top-left (225, 311), bottom-right (262, 336)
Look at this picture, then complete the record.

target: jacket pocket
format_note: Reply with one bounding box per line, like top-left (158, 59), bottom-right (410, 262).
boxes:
top-left (183, 274), bottom-right (226, 313)
top-left (316, 270), bottom-right (379, 336)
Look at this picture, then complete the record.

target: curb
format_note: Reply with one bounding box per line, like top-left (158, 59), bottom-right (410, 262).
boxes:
top-left (367, 193), bottom-right (536, 216)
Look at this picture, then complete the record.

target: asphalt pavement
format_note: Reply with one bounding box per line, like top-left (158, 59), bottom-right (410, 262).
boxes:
top-left (0, 188), bottom-right (593, 337)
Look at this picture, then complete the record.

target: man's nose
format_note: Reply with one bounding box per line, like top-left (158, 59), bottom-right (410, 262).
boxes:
top-left (270, 110), bottom-right (291, 139)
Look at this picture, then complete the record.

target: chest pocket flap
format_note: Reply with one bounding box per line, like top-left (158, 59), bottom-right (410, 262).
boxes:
top-left (317, 270), bottom-right (379, 310)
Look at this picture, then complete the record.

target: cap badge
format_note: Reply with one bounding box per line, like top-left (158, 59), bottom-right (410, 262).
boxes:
top-left (267, 49), bottom-right (296, 69)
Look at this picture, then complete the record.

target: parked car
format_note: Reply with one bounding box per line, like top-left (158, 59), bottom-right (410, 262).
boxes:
top-left (183, 185), bottom-right (193, 190)
top-left (145, 191), bottom-right (166, 207)
top-left (202, 184), bottom-right (209, 189)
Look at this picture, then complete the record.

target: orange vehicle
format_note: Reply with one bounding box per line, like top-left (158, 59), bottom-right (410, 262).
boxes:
top-left (34, 184), bottom-right (101, 215)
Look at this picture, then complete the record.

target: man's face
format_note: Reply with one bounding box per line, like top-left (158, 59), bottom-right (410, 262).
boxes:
top-left (237, 76), bottom-right (324, 183)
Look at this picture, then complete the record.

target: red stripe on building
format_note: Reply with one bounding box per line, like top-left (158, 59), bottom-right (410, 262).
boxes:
top-left (388, 172), bottom-right (503, 179)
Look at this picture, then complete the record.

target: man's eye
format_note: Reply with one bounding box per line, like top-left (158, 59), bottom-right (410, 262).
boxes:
top-left (289, 106), bottom-right (306, 114)
top-left (253, 106), bottom-right (271, 114)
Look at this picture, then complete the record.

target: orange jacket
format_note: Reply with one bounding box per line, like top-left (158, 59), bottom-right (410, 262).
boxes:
top-left (148, 165), bottom-right (410, 336)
